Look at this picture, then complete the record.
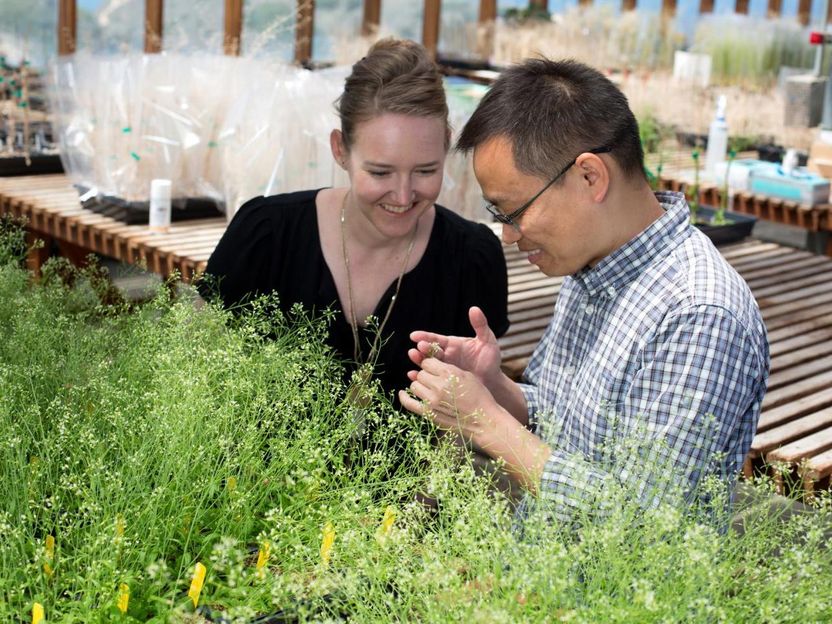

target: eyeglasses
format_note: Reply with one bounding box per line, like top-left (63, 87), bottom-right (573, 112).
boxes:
top-left (484, 146), bottom-right (612, 230)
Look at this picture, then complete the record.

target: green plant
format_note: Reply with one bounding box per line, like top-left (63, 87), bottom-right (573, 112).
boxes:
top-left (715, 148), bottom-right (737, 225)
top-left (688, 149), bottom-right (701, 224)
top-left (1, 223), bottom-right (831, 621)
top-left (504, 6), bottom-right (551, 22)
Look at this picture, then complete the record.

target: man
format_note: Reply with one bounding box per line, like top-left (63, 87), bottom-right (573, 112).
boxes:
top-left (398, 59), bottom-right (769, 524)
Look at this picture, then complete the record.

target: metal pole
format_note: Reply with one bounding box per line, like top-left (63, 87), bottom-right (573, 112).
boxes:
top-left (820, 0), bottom-right (832, 129)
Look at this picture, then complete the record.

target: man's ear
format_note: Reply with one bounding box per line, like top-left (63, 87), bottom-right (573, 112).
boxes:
top-left (330, 129), bottom-right (348, 169)
top-left (576, 152), bottom-right (610, 203)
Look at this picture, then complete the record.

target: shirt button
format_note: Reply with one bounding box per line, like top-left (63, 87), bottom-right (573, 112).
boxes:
top-left (606, 286), bottom-right (616, 298)
top-left (585, 304), bottom-right (595, 315)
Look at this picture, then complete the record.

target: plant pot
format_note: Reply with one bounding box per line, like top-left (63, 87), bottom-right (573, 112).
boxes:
top-left (76, 185), bottom-right (224, 224)
top-left (676, 131), bottom-right (708, 149)
top-left (0, 154), bottom-right (64, 176)
top-left (756, 144), bottom-right (808, 167)
top-left (691, 205), bottom-right (757, 246)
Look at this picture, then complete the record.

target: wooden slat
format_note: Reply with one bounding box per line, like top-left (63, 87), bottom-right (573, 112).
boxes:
top-left (699, 0), bottom-right (714, 13)
top-left (224, 0), bottom-right (243, 56)
top-left (766, 422), bottom-right (832, 463)
top-left (767, 0), bottom-right (782, 18)
top-left (661, 0), bottom-right (677, 16)
top-left (145, 0), bottom-right (163, 54)
top-left (58, 0), bottom-right (77, 56)
top-left (622, 0), bottom-right (637, 10)
top-left (735, 0), bottom-right (750, 14)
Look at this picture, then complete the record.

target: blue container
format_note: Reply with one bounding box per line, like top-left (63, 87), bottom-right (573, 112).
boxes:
top-left (748, 161), bottom-right (830, 206)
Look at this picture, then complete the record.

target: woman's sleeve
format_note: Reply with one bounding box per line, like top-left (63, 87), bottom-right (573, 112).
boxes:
top-left (197, 196), bottom-right (275, 309)
top-left (464, 223), bottom-right (510, 337)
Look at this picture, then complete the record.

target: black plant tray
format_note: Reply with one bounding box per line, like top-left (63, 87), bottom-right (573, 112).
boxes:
top-left (77, 185), bottom-right (224, 225)
top-left (0, 154), bottom-right (64, 177)
top-left (692, 205), bottom-right (757, 246)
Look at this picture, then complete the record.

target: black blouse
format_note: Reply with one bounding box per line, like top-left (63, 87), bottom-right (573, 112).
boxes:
top-left (200, 189), bottom-right (509, 398)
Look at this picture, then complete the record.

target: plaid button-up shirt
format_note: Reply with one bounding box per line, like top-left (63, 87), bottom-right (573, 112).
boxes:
top-left (518, 191), bottom-right (769, 524)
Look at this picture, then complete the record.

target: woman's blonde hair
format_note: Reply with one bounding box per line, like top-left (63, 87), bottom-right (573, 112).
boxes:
top-left (336, 38), bottom-right (450, 150)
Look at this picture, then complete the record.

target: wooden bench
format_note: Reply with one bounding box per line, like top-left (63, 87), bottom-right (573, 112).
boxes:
top-left (657, 177), bottom-right (832, 246)
top-left (4, 175), bottom-right (832, 495)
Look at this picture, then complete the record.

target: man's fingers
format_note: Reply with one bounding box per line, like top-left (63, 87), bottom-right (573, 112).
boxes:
top-left (410, 330), bottom-right (445, 345)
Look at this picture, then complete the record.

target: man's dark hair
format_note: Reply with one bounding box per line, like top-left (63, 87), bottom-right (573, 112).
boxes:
top-left (457, 58), bottom-right (646, 182)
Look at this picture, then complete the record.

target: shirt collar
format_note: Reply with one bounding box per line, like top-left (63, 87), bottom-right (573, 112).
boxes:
top-left (573, 191), bottom-right (691, 297)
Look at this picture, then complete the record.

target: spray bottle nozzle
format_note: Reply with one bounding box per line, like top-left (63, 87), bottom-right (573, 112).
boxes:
top-left (715, 95), bottom-right (727, 121)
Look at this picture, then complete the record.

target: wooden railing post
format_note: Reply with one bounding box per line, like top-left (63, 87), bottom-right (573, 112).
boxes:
top-left (58, 0), bottom-right (77, 56)
top-left (528, 0), bottom-right (547, 10)
top-left (735, 0), bottom-right (750, 14)
top-left (798, 0), bottom-right (811, 25)
top-left (478, 0), bottom-right (496, 22)
top-left (295, 0), bottom-right (315, 65)
top-left (477, 0), bottom-right (496, 60)
top-left (362, 0), bottom-right (381, 37)
top-left (767, 0), bottom-right (782, 18)
top-left (661, 0), bottom-right (677, 17)
top-left (224, 0), bottom-right (243, 56)
top-left (622, 0), bottom-right (637, 11)
top-left (423, 0), bottom-right (441, 61)
top-left (145, 0), bottom-right (163, 53)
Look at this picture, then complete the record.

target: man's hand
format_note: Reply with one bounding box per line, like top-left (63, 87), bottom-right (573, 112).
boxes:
top-left (398, 356), bottom-right (551, 492)
top-left (407, 306), bottom-right (502, 387)
top-left (400, 357), bottom-right (497, 450)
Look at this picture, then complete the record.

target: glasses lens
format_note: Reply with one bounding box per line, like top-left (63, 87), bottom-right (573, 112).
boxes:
top-left (485, 203), bottom-right (510, 224)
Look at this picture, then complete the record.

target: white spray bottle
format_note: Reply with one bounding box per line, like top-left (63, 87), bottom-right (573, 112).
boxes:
top-left (705, 95), bottom-right (728, 178)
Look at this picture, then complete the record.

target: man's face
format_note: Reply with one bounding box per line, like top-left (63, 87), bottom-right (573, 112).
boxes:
top-left (473, 135), bottom-right (606, 277)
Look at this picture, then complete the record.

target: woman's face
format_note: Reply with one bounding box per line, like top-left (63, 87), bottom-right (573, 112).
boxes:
top-left (333, 113), bottom-right (447, 240)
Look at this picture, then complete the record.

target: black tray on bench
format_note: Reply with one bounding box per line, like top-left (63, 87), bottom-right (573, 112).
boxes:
top-left (693, 205), bottom-right (757, 246)
top-left (0, 154), bottom-right (64, 177)
top-left (77, 185), bottom-right (225, 225)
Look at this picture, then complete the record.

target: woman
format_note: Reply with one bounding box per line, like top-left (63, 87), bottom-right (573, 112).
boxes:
top-left (200, 38), bottom-right (509, 398)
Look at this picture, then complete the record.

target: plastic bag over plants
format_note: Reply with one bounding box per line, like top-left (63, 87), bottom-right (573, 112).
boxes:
top-left (47, 51), bottom-right (483, 224)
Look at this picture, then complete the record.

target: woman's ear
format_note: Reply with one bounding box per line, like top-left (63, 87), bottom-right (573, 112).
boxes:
top-left (576, 152), bottom-right (610, 203)
top-left (330, 129), bottom-right (348, 169)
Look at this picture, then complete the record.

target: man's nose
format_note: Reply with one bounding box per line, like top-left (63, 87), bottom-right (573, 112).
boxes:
top-left (501, 222), bottom-right (521, 245)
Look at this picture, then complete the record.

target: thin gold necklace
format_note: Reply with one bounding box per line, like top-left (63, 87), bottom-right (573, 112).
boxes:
top-left (339, 190), bottom-right (418, 367)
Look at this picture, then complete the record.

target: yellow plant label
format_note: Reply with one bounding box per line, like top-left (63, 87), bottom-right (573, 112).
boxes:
top-left (117, 583), bottom-right (129, 614)
top-left (43, 535), bottom-right (55, 577)
top-left (320, 522), bottom-right (335, 567)
top-left (188, 562), bottom-right (207, 608)
top-left (256, 541), bottom-right (270, 578)
top-left (31, 603), bottom-right (44, 624)
top-left (376, 506), bottom-right (397, 544)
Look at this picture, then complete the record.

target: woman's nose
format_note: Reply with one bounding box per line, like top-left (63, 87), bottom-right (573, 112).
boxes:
top-left (392, 177), bottom-right (414, 205)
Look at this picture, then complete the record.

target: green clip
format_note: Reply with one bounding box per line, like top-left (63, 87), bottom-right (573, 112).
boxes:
top-left (207, 140), bottom-right (218, 148)
top-left (130, 151), bottom-right (141, 161)
top-left (122, 126), bottom-right (132, 134)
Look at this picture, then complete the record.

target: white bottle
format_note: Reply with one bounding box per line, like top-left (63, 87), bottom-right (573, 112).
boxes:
top-left (149, 178), bottom-right (172, 233)
top-left (705, 95), bottom-right (728, 178)
top-left (782, 148), bottom-right (799, 176)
